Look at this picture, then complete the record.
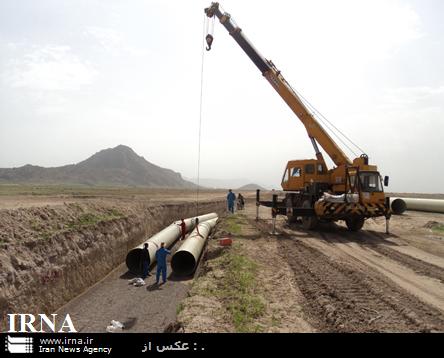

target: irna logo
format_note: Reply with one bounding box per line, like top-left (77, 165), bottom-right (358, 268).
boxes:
top-left (7, 314), bottom-right (77, 333)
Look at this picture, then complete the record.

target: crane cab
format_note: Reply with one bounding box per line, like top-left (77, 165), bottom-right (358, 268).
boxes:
top-left (281, 159), bottom-right (329, 191)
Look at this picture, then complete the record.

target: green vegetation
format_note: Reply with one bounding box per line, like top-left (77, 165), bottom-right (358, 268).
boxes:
top-left (0, 184), bottom-right (214, 197)
top-left (176, 303), bottom-right (185, 316)
top-left (191, 241), bottom-right (265, 332)
top-left (30, 219), bottom-right (43, 232)
top-left (222, 251), bottom-right (265, 332)
top-left (106, 208), bottom-right (124, 217)
top-left (24, 204), bottom-right (125, 240)
top-left (66, 211), bottom-right (123, 230)
top-left (29, 219), bottom-right (53, 240)
top-left (432, 224), bottom-right (444, 234)
top-left (271, 314), bottom-right (281, 327)
top-left (31, 210), bottom-right (124, 240)
top-left (221, 214), bottom-right (247, 235)
top-left (0, 184), bottom-right (105, 196)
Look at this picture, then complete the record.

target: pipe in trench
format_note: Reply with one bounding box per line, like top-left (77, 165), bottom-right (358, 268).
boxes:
top-left (171, 217), bottom-right (218, 276)
top-left (125, 213), bottom-right (218, 274)
top-left (390, 197), bottom-right (444, 215)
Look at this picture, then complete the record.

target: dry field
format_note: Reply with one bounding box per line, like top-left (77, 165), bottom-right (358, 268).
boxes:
top-left (1, 185), bottom-right (443, 333)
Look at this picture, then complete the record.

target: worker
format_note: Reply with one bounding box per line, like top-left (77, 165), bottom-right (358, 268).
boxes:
top-left (227, 189), bottom-right (236, 213)
top-left (141, 243), bottom-right (150, 279)
top-left (155, 242), bottom-right (171, 285)
top-left (194, 217), bottom-right (204, 238)
top-left (179, 218), bottom-right (186, 240)
top-left (237, 193), bottom-right (245, 210)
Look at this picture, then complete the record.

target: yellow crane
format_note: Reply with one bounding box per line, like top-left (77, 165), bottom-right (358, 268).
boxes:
top-left (204, 2), bottom-right (391, 232)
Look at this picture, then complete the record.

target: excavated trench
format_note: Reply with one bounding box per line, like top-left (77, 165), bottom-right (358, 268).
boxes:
top-left (0, 200), bottom-right (225, 331)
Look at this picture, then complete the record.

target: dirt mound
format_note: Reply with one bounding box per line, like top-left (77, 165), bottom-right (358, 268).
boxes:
top-left (424, 221), bottom-right (441, 229)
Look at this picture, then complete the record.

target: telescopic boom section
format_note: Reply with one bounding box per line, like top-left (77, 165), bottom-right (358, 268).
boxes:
top-left (205, 2), bottom-right (352, 167)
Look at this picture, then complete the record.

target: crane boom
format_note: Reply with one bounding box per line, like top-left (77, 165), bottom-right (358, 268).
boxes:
top-left (205, 2), bottom-right (352, 167)
top-left (204, 2), bottom-right (391, 233)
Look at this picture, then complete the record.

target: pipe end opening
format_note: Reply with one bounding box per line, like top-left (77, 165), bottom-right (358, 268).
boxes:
top-left (171, 251), bottom-right (197, 276)
top-left (391, 198), bottom-right (407, 215)
top-left (126, 248), bottom-right (151, 275)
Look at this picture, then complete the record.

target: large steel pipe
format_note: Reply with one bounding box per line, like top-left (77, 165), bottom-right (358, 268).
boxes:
top-left (126, 213), bottom-right (218, 274)
top-left (171, 218), bottom-right (218, 276)
top-left (390, 198), bottom-right (407, 215)
top-left (390, 197), bottom-right (444, 215)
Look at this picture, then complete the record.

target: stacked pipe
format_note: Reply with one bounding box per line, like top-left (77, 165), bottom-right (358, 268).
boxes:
top-left (390, 197), bottom-right (444, 215)
top-left (171, 217), bottom-right (218, 276)
top-left (125, 213), bottom-right (217, 274)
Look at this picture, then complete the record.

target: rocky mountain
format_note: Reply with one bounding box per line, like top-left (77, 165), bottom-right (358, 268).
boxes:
top-left (0, 145), bottom-right (195, 188)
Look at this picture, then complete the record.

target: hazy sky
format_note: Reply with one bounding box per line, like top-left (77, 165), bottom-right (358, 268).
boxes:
top-left (0, 0), bottom-right (443, 192)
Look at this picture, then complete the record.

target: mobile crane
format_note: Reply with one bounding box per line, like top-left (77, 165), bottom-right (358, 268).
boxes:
top-left (204, 3), bottom-right (391, 232)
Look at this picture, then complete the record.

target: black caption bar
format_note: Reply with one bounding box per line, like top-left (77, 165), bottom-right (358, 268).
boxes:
top-left (1, 333), bottom-right (441, 356)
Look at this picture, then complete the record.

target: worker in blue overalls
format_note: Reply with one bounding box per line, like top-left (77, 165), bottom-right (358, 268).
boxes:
top-left (155, 242), bottom-right (171, 285)
top-left (227, 189), bottom-right (236, 214)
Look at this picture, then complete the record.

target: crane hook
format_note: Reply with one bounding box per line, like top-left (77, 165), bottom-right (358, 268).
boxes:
top-left (205, 34), bottom-right (213, 51)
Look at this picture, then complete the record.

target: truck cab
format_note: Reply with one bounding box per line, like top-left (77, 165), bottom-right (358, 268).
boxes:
top-left (281, 159), bottom-right (329, 191)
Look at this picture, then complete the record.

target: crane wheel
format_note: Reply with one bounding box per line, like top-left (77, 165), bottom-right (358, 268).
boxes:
top-left (345, 216), bottom-right (365, 231)
top-left (302, 200), bottom-right (318, 230)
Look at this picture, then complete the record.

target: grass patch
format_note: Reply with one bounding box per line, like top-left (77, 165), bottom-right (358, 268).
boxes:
top-left (29, 219), bottom-right (54, 240)
top-left (30, 220), bottom-right (43, 232)
top-left (67, 211), bottom-right (124, 230)
top-left (40, 231), bottom-right (52, 240)
top-left (221, 214), bottom-right (247, 235)
top-left (106, 208), bottom-right (124, 217)
top-left (0, 184), bottom-right (215, 198)
top-left (222, 252), bottom-right (265, 332)
top-left (432, 224), bottom-right (444, 234)
top-left (191, 242), bottom-right (265, 332)
top-left (271, 316), bottom-right (280, 327)
top-left (29, 210), bottom-right (124, 240)
top-left (176, 303), bottom-right (185, 315)
top-left (24, 206), bottom-right (126, 240)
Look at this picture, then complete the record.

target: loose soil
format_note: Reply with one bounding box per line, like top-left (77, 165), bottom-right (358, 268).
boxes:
top-left (179, 196), bottom-right (444, 332)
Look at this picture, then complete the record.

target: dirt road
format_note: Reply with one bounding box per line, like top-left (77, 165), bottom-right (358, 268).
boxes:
top-left (249, 205), bottom-right (444, 332)
top-left (178, 202), bottom-right (444, 332)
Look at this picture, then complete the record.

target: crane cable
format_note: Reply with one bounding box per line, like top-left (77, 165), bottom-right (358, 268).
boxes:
top-left (296, 88), bottom-right (366, 156)
top-left (196, 13), bottom-right (208, 216)
top-left (297, 89), bottom-right (366, 156)
top-left (284, 78), bottom-right (366, 157)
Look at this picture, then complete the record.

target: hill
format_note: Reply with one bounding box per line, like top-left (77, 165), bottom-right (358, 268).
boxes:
top-left (0, 145), bottom-right (195, 188)
top-left (187, 178), bottom-right (252, 189)
top-left (237, 183), bottom-right (268, 191)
